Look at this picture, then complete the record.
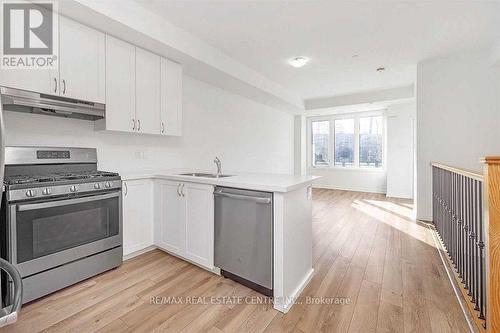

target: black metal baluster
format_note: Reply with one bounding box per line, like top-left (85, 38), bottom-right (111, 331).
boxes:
top-left (452, 173), bottom-right (456, 266)
top-left (473, 179), bottom-right (479, 310)
top-left (471, 179), bottom-right (477, 305)
top-left (432, 166), bottom-right (487, 328)
top-left (478, 181), bottom-right (486, 322)
top-left (468, 176), bottom-right (473, 297)
top-left (459, 174), bottom-right (464, 282)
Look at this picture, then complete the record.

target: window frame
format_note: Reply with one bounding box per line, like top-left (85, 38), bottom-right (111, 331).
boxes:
top-left (307, 110), bottom-right (386, 171)
top-left (310, 117), bottom-right (332, 167)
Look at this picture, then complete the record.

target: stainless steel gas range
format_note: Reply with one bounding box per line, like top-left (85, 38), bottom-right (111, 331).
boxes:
top-left (0, 146), bottom-right (123, 304)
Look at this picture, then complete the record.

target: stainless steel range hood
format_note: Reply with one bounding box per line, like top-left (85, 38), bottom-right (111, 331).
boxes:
top-left (0, 87), bottom-right (105, 121)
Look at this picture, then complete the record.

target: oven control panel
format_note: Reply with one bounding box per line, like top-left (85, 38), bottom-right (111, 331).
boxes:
top-left (8, 180), bottom-right (122, 202)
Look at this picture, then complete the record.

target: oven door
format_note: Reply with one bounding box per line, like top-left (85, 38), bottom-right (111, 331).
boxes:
top-left (8, 191), bottom-right (122, 277)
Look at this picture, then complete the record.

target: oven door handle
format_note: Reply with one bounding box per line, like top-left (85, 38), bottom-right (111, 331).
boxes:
top-left (17, 192), bottom-right (120, 212)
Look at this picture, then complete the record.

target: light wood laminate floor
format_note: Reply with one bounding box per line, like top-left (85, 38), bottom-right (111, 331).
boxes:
top-left (1, 189), bottom-right (470, 333)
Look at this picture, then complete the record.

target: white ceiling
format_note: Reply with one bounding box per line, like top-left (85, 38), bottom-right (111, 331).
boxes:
top-left (136, 0), bottom-right (500, 101)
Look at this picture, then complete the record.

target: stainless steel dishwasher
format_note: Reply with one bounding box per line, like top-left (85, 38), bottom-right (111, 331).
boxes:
top-left (214, 187), bottom-right (273, 296)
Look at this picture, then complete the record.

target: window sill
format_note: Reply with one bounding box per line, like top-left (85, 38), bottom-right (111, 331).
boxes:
top-left (310, 166), bottom-right (386, 173)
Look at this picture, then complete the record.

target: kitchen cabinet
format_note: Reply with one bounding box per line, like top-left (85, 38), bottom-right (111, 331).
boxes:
top-left (0, 16), bottom-right (104, 102)
top-left (0, 68), bottom-right (58, 95)
top-left (0, 13), bottom-right (58, 94)
top-left (160, 58), bottom-right (183, 136)
top-left (59, 16), bottom-right (105, 103)
top-left (136, 48), bottom-right (161, 135)
top-left (96, 35), bottom-right (136, 133)
top-left (155, 180), bottom-right (214, 269)
top-left (184, 182), bottom-right (214, 268)
top-left (122, 179), bottom-right (154, 256)
top-left (156, 180), bottom-right (185, 256)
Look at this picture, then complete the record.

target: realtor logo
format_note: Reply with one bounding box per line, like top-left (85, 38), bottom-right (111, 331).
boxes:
top-left (1, 0), bottom-right (58, 69)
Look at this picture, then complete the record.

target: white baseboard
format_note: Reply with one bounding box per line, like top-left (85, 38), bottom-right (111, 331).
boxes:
top-left (386, 193), bottom-right (413, 200)
top-left (417, 215), bottom-right (433, 223)
top-left (313, 184), bottom-right (387, 194)
top-left (123, 245), bottom-right (157, 261)
top-left (279, 268), bottom-right (315, 314)
top-left (122, 244), bottom-right (220, 274)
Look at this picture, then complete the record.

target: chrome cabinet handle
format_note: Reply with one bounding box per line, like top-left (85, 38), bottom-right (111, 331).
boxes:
top-left (62, 79), bottom-right (66, 94)
top-left (161, 122), bottom-right (165, 134)
top-left (180, 183), bottom-right (185, 197)
top-left (132, 119), bottom-right (135, 130)
top-left (176, 183), bottom-right (181, 196)
top-left (53, 78), bottom-right (57, 93)
top-left (137, 119), bottom-right (141, 131)
top-left (124, 181), bottom-right (128, 196)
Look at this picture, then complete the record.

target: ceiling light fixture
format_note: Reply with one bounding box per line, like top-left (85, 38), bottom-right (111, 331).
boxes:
top-left (288, 56), bottom-right (309, 68)
top-left (376, 66), bottom-right (385, 72)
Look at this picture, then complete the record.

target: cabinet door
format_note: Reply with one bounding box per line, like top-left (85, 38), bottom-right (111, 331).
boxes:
top-left (0, 11), bottom-right (58, 95)
top-left (184, 183), bottom-right (214, 269)
top-left (59, 16), bottom-right (105, 103)
top-left (122, 180), bottom-right (154, 256)
top-left (160, 58), bottom-right (182, 136)
top-left (157, 180), bottom-right (186, 256)
top-left (103, 35), bottom-right (136, 132)
top-left (0, 68), bottom-right (58, 95)
top-left (136, 48), bottom-right (161, 135)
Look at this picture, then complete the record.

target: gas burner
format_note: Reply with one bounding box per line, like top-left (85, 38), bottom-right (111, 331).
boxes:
top-left (5, 175), bottom-right (56, 185)
top-left (4, 171), bottom-right (120, 186)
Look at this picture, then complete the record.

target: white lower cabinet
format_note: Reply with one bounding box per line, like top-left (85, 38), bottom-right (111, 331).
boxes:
top-left (156, 180), bottom-right (185, 257)
top-left (155, 180), bottom-right (214, 269)
top-left (122, 179), bottom-right (154, 256)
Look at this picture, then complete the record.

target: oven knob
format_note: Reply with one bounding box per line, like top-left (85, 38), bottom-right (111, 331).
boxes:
top-left (94, 183), bottom-right (101, 189)
top-left (69, 185), bottom-right (78, 193)
top-left (25, 190), bottom-right (35, 197)
top-left (42, 188), bottom-right (51, 195)
top-left (105, 181), bottom-right (111, 188)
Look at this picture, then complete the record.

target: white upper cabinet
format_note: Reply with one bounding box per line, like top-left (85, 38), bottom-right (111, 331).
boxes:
top-left (59, 16), bottom-right (105, 103)
top-left (96, 35), bottom-right (136, 133)
top-left (0, 67), bottom-right (58, 95)
top-left (160, 58), bottom-right (183, 136)
top-left (135, 48), bottom-right (161, 135)
top-left (0, 13), bottom-right (58, 95)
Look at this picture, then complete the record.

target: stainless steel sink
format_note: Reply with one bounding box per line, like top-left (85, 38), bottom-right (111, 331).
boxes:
top-left (179, 172), bottom-right (233, 178)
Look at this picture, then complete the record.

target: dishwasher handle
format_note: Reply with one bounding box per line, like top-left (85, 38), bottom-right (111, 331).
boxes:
top-left (214, 191), bottom-right (271, 204)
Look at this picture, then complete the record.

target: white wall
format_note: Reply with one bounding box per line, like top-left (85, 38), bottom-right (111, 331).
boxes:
top-left (3, 76), bottom-right (295, 175)
top-left (310, 167), bottom-right (387, 193)
top-left (416, 48), bottom-right (500, 220)
top-left (386, 103), bottom-right (415, 199)
top-left (293, 115), bottom-right (307, 175)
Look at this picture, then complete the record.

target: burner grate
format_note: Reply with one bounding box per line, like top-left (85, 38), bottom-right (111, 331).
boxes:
top-left (4, 171), bottom-right (120, 185)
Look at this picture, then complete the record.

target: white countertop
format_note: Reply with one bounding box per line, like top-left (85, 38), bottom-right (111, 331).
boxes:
top-left (121, 169), bottom-right (320, 193)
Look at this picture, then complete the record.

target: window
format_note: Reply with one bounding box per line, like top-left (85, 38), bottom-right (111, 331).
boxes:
top-left (311, 120), bottom-right (330, 166)
top-left (334, 118), bottom-right (354, 167)
top-left (309, 113), bottom-right (385, 169)
top-left (359, 116), bottom-right (383, 168)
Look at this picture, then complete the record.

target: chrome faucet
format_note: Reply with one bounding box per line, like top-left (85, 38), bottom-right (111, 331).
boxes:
top-left (214, 157), bottom-right (222, 176)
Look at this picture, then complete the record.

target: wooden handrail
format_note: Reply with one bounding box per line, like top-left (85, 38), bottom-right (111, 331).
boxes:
top-left (431, 162), bottom-right (484, 181)
top-left (483, 157), bottom-right (500, 333)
